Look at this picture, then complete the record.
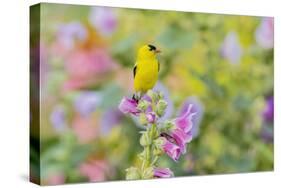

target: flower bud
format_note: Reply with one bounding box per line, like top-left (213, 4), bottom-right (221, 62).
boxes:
top-left (153, 137), bottom-right (165, 156)
top-left (139, 113), bottom-right (148, 125)
top-left (137, 100), bottom-right (150, 111)
top-left (147, 90), bottom-right (159, 102)
top-left (156, 99), bottom-right (168, 117)
top-left (140, 132), bottom-right (151, 146)
top-left (146, 112), bottom-right (156, 124)
top-left (162, 120), bottom-right (175, 132)
top-left (126, 167), bottom-right (141, 180)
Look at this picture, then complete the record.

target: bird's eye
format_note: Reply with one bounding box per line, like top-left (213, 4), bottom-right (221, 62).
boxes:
top-left (148, 44), bottom-right (156, 51)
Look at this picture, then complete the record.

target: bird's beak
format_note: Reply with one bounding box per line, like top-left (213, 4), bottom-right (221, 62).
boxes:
top-left (155, 49), bottom-right (161, 53)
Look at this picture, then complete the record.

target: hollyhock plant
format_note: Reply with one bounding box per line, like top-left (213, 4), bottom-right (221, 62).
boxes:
top-left (119, 90), bottom-right (197, 179)
top-left (220, 31), bottom-right (243, 64)
top-left (255, 18), bottom-right (274, 49)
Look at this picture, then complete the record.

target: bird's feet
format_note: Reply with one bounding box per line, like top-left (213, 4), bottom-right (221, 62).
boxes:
top-left (132, 94), bottom-right (139, 103)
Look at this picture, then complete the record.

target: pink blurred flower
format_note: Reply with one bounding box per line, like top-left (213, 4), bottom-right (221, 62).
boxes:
top-left (46, 173), bottom-right (65, 185)
top-left (79, 160), bottom-right (110, 182)
top-left (89, 7), bottom-right (117, 36)
top-left (220, 32), bottom-right (243, 64)
top-left (154, 168), bottom-right (174, 178)
top-left (118, 97), bottom-right (140, 115)
top-left (255, 18), bottom-right (274, 49)
top-left (72, 115), bottom-right (97, 143)
top-left (64, 49), bottom-right (116, 90)
top-left (162, 138), bottom-right (181, 161)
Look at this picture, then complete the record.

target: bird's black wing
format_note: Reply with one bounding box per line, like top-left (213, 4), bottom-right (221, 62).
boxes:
top-left (133, 65), bottom-right (137, 78)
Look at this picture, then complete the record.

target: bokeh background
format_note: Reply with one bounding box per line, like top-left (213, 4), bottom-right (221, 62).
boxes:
top-left (30, 3), bottom-right (274, 185)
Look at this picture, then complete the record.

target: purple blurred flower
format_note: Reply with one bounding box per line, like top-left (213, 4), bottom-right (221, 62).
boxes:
top-left (50, 106), bottom-right (67, 132)
top-left (100, 108), bottom-right (123, 135)
top-left (74, 91), bottom-right (101, 117)
top-left (255, 18), bottom-right (274, 49)
top-left (57, 22), bottom-right (87, 50)
top-left (153, 82), bottom-right (174, 121)
top-left (154, 168), bottom-right (174, 178)
top-left (220, 32), bottom-right (243, 64)
top-left (89, 7), bottom-right (117, 36)
top-left (179, 96), bottom-right (204, 138)
top-left (118, 97), bottom-right (140, 115)
top-left (162, 138), bottom-right (181, 161)
top-left (263, 96), bottom-right (274, 123)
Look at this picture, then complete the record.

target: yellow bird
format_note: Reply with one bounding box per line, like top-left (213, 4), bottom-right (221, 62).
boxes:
top-left (133, 44), bottom-right (161, 100)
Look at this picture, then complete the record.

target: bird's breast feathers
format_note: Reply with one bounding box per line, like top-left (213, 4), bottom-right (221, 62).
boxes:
top-left (134, 59), bottom-right (159, 92)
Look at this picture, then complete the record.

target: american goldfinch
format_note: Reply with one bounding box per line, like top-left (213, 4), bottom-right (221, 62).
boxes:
top-left (133, 44), bottom-right (161, 100)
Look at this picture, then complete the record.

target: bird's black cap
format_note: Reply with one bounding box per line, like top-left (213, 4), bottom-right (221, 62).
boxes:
top-left (148, 44), bottom-right (157, 51)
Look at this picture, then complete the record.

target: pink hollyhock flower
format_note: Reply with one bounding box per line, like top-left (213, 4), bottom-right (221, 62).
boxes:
top-left (154, 168), bottom-right (174, 178)
top-left (118, 97), bottom-right (140, 115)
top-left (255, 17), bottom-right (274, 49)
top-left (171, 128), bottom-right (192, 154)
top-left (79, 160), bottom-right (110, 182)
top-left (174, 104), bottom-right (196, 134)
top-left (89, 7), bottom-right (117, 36)
top-left (162, 139), bottom-right (181, 161)
top-left (220, 32), bottom-right (243, 64)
